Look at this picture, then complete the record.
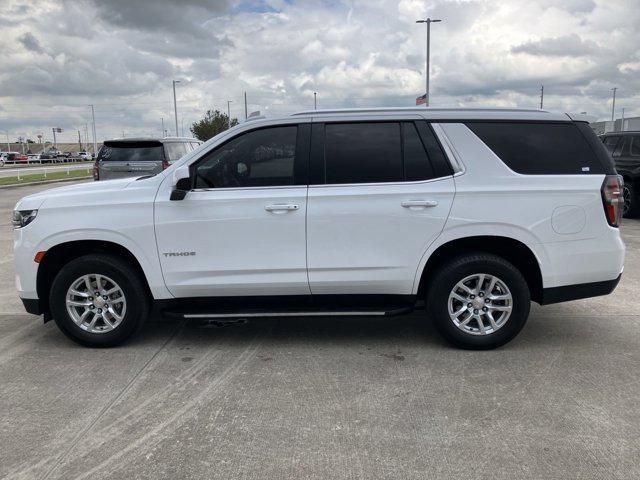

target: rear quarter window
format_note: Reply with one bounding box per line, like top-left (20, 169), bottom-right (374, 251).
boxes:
top-left (466, 122), bottom-right (612, 175)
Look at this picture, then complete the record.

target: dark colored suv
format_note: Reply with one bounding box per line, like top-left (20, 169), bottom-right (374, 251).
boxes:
top-left (600, 131), bottom-right (640, 217)
top-left (94, 137), bottom-right (202, 181)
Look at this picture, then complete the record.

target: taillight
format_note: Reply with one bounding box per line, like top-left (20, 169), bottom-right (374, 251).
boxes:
top-left (93, 161), bottom-right (99, 181)
top-left (162, 160), bottom-right (170, 170)
top-left (601, 175), bottom-right (623, 227)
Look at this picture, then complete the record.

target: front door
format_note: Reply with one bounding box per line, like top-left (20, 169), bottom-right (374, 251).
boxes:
top-left (154, 123), bottom-right (311, 297)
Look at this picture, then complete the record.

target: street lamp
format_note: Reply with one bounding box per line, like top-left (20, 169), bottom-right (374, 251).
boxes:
top-left (610, 87), bottom-right (617, 122)
top-left (227, 100), bottom-right (233, 129)
top-left (416, 18), bottom-right (442, 107)
top-left (172, 80), bottom-right (181, 138)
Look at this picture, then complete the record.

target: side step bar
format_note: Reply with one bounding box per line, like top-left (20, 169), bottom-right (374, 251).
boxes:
top-left (164, 307), bottom-right (413, 320)
top-left (183, 311), bottom-right (388, 319)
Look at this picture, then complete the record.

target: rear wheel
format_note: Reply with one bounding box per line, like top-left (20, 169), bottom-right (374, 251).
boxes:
top-left (426, 253), bottom-right (530, 349)
top-left (50, 254), bottom-right (149, 347)
top-left (623, 180), bottom-right (640, 218)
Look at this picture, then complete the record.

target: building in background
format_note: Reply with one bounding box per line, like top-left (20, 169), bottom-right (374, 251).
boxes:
top-left (591, 116), bottom-right (640, 135)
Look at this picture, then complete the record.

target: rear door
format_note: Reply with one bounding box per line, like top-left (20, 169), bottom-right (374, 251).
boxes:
top-left (98, 141), bottom-right (165, 180)
top-left (306, 120), bottom-right (455, 295)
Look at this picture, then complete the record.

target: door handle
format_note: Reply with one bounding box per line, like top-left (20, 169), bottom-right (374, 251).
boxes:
top-left (401, 200), bottom-right (438, 208)
top-left (265, 204), bottom-right (300, 212)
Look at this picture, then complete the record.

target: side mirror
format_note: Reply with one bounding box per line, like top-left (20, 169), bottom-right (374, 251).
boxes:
top-left (170, 165), bottom-right (191, 201)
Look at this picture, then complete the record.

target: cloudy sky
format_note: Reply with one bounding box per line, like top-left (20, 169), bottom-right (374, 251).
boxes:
top-left (0, 0), bottom-right (638, 143)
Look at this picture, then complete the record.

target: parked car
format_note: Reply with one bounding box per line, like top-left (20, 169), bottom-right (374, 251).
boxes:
top-left (600, 131), bottom-right (640, 217)
top-left (6, 152), bottom-right (28, 163)
top-left (78, 151), bottom-right (92, 161)
top-left (13, 108), bottom-right (624, 348)
top-left (0, 152), bottom-right (9, 166)
top-left (40, 149), bottom-right (61, 163)
top-left (93, 137), bottom-right (201, 181)
top-left (27, 154), bottom-right (41, 162)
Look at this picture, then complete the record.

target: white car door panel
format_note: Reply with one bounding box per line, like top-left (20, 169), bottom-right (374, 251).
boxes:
top-left (154, 187), bottom-right (309, 297)
top-left (154, 122), bottom-right (311, 297)
top-left (307, 179), bottom-right (454, 294)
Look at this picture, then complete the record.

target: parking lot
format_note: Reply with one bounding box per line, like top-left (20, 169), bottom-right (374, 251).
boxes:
top-left (1, 181), bottom-right (639, 479)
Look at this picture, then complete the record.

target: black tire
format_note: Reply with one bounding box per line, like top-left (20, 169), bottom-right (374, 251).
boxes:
top-left (50, 254), bottom-right (150, 347)
top-left (426, 253), bottom-right (530, 349)
top-left (623, 180), bottom-right (640, 218)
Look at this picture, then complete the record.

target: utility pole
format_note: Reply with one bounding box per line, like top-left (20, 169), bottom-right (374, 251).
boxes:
top-left (244, 92), bottom-right (248, 120)
top-left (540, 85), bottom-right (544, 109)
top-left (172, 80), bottom-right (180, 138)
top-left (52, 128), bottom-right (57, 149)
top-left (78, 129), bottom-right (82, 150)
top-left (416, 18), bottom-right (442, 107)
top-left (227, 100), bottom-right (233, 129)
top-left (89, 104), bottom-right (97, 157)
top-left (611, 87), bottom-right (617, 122)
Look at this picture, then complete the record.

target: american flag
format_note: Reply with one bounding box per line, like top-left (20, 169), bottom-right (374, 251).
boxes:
top-left (416, 93), bottom-right (427, 105)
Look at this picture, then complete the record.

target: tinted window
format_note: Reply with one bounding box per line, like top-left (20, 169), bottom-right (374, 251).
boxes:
top-left (324, 123), bottom-right (402, 184)
top-left (602, 136), bottom-right (620, 153)
top-left (194, 126), bottom-right (297, 189)
top-left (630, 136), bottom-right (640, 157)
top-left (612, 137), bottom-right (626, 157)
top-left (467, 122), bottom-right (606, 174)
top-left (98, 143), bottom-right (163, 162)
top-left (403, 122), bottom-right (435, 181)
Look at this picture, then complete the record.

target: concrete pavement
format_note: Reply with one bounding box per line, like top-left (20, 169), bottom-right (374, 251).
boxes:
top-left (1, 182), bottom-right (639, 479)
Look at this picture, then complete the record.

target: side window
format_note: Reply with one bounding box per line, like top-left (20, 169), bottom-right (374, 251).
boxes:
top-left (403, 122), bottom-right (435, 181)
top-left (603, 136), bottom-right (620, 153)
top-left (630, 137), bottom-right (640, 157)
top-left (194, 126), bottom-right (297, 189)
top-left (164, 142), bottom-right (189, 162)
top-left (466, 122), bottom-right (607, 175)
top-left (324, 123), bottom-right (402, 184)
top-left (612, 137), bottom-right (626, 157)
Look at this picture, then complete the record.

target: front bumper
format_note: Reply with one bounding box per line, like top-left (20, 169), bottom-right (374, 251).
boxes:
top-left (21, 297), bottom-right (42, 315)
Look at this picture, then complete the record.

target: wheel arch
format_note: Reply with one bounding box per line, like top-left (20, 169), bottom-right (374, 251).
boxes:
top-left (416, 235), bottom-right (544, 304)
top-left (37, 240), bottom-right (153, 318)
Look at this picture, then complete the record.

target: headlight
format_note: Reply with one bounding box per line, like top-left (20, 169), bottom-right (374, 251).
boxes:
top-left (12, 210), bottom-right (38, 229)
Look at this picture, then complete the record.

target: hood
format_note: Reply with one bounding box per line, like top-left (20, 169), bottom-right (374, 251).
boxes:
top-left (14, 177), bottom-right (137, 211)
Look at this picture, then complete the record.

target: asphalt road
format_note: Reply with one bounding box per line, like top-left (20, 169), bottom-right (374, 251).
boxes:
top-left (0, 162), bottom-right (92, 179)
top-left (1, 182), bottom-right (639, 479)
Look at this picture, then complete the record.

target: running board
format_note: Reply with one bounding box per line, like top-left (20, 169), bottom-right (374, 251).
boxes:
top-left (159, 294), bottom-right (416, 320)
top-left (182, 310), bottom-right (390, 319)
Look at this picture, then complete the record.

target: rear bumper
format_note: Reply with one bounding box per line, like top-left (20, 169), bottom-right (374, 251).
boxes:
top-left (540, 274), bottom-right (621, 305)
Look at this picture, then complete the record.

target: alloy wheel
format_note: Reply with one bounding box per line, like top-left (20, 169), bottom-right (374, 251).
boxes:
top-left (65, 274), bottom-right (127, 334)
top-left (447, 273), bottom-right (513, 335)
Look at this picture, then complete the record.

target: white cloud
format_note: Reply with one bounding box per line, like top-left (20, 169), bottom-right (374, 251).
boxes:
top-left (0, 0), bottom-right (638, 142)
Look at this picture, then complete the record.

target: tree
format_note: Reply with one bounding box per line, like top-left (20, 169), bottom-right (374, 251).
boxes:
top-left (190, 109), bottom-right (238, 141)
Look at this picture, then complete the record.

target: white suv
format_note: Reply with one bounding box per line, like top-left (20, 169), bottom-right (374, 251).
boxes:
top-left (13, 108), bottom-right (625, 349)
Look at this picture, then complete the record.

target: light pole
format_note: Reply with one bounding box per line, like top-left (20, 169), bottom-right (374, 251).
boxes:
top-left (227, 100), bottom-right (233, 129)
top-left (611, 87), bottom-right (617, 122)
top-left (540, 85), bottom-right (544, 109)
top-left (89, 105), bottom-right (97, 157)
top-left (172, 80), bottom-right (180, 138)
top-left (161, 117), bottom-right (165, 138)
top-left (416, 18), bottom-right (442, 107)
top-left (314, 92), bottom-right (317, 110)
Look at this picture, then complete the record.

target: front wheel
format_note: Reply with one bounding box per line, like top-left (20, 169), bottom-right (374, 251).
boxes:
top-left (50, 254), bottom-right (150, 347)
top-left (426, 253), bottom-right (531, 349)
